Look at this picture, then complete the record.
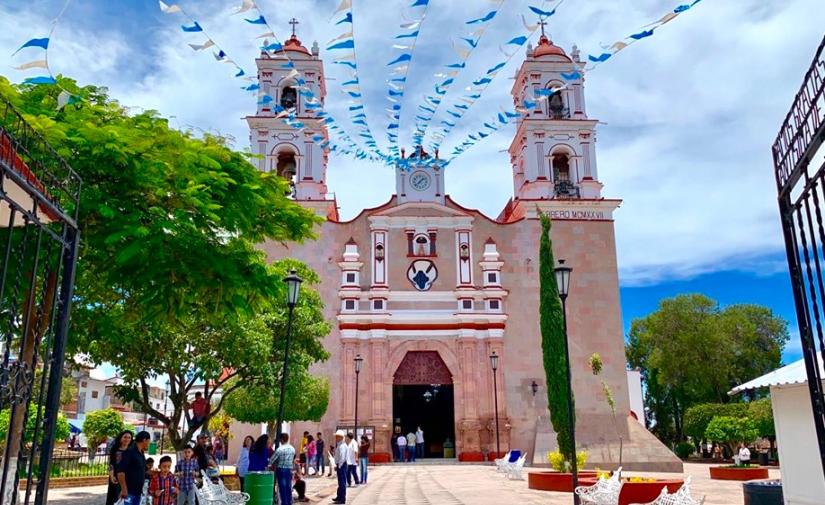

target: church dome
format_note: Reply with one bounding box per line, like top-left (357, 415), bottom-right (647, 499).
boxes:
top-left (533, 35), bottom-right (570, 61)
top-left (279, 34), bottom-right (310, 55)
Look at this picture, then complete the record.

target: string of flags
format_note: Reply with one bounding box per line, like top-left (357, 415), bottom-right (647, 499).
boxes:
top-left (383, 0), bottom-right (431, 159)
top-left (326, 0), bottom-right (384, 161)
top-left (584, 0), bottom-right (703, 70)
top-left (428, 0), bottom-right (564, 154)
top-left (158, 1), bottom-right (249, 82)
top-left (11, 0), bottom-right (78, 109)
top-left (443, 0), bottom-right (704, 162)
top-left (407, 0), bottom-right (507, 149)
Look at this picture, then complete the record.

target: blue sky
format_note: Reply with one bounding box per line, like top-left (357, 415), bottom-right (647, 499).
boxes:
top-left (2, 0), bottom-right (824, 368)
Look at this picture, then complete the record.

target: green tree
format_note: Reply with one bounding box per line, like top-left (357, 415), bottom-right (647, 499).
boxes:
top-left (626, 294), bottom-right (788, 445)
top-left (539, 215), bottom-right (575, 464)
top-left (0, 77), bottom-right (324, 450)
top-left (705, 416), bottom-right (758, 459)
top-left (748, 398), bottom-right (775, 439)
top-left (79, 408), bottom-right (125, 457)
top-left (0, 406), bottom-right (70, 452)
top-left (684, 402), bottom-right (749, 441)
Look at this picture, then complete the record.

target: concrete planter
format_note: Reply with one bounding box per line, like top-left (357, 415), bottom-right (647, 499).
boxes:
top-left (709, 465), bottom-right (769, 481)
top-left (527, 471), bottom-right (600, 492)
top-left (458, 451), bottom-right (485, 462)
top-left (369, 452), bottom-right (392, 464)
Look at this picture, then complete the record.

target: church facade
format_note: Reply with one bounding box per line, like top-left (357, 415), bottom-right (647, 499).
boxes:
top-left (248, 31), bottom-right (680, 471)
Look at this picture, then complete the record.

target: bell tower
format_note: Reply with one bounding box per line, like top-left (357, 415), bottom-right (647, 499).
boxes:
top-left (508, 30), bottom-right (603, 201)
top-left (246, 22), bottom-right (331, 206)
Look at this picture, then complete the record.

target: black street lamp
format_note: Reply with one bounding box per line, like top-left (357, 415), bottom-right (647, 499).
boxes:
top-left (161, 379), bottom-right (169, 454)
top-left (275, 270), bottom-right (303, 447)
top-left (554, 259), bottom-right (578, 505)
top-left (354, 355), bottom-right (363, 439)
top-left (490, 351), bottom-right (501, 457)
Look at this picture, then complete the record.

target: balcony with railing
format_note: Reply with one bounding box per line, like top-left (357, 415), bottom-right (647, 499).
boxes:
top-left (554, 179), bottom-right (580, 198)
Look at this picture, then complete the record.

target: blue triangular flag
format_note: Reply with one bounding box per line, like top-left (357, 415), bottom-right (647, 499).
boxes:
top-left (23, 75), bottom-right (56, 85)
top-left (245, 15), bottom-right (267, 24)
top-left (507, 36), bottom-right (528, 46)
top-left (529, 6), bottom-right (556, 17)
top-left (13, 37), bottom-right (49, 55)
top-left (588, 53), bottom-right (611, 63)
top-left (336, 13), bottom-right (353, 25)
top-left (181, 22), bottom-right (202, 32)
top-left (387, 53), bottom-right (412, 66)
top-left (467, 11), bottom-right (496, 24)
top-left (327, 39), bottom-right (355, 50)
top-left (629, 29), bottom-right (655, 40)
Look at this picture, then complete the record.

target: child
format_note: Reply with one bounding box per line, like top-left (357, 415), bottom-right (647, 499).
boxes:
top-left (149, 456), bottom-right (177, 505)
top-left (145, 458), bottom-right (156, 481)
top-left (175, 446), bottom-right (199, 505)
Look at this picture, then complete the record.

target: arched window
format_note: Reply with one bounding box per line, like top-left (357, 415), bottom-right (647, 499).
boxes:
top-left (280, 86), bottom-right (297, 110)
top-left (276, 151), bottom-right (297, 197)
top-left (414, 234), bottom-right (431, 256)
top-left (552, 153), bottom-right (570, 182)
top-left (548, 90), bottom-right (567, 119)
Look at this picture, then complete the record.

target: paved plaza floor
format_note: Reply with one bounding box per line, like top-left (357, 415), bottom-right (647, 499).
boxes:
top-left (46, 462), bottom-right (779, 505)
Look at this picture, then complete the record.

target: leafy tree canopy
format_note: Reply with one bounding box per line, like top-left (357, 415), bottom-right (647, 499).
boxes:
top-left (0, 77), bottom-right (326, 451)
top-left (748, 398), bottom-right (775, 438)
top-left (626, 294), bottom-right (788, 445)
top-left (0, 406), bottom-right (70, 450)
top-left (705, 416), bottom-right (759, 456)
top-left (684, 402), bottom-right (749, 441)
top-left (81, 408), bottom-right (126, 455)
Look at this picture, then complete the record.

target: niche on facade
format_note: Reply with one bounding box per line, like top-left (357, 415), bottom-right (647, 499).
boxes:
top-left (280, 86), bottom-right (297, 110)
top-left (275, 150), bottom-right (297, 197)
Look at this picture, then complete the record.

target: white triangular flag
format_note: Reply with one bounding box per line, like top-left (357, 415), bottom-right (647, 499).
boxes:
top-left (56, 90), bottom-right (72, 110)
top-left (333, 0), bottom-right (352, 15)
top-left (13, 60), bottom-right (48, 70)
top-left (189, 39), bottom-right (214, 51)
top-left (233, 0), bottom-right (255, 14)
top-left (328, 31), bottom-right (353, 45)
top-left (256, 31), bottom-right (275, 39)
top-left (159, 1), bottom-right (181, 14)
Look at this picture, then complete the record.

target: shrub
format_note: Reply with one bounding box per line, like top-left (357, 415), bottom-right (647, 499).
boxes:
top-left (547, 450), bottom-right (588, 472)
top-left (705, 416), bottom-right (758, 457)
top-left (674, 442), bottom-right (694, 460)
top-left (684, 403), bottom-right (749, 441)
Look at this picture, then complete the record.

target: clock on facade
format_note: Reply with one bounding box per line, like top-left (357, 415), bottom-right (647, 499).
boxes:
top-left (409, 171), bottom-right (431, 191)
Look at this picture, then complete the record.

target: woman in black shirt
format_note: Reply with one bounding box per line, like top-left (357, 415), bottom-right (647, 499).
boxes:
top-left (105, 431), bottom-right (134, 505)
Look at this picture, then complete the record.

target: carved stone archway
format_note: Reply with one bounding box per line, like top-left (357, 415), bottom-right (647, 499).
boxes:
top-left (393, 351), bottom-right (453, 385)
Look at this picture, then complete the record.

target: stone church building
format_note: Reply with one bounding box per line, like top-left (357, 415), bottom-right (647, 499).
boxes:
top-left (247, 30), bottom-right (679, 471)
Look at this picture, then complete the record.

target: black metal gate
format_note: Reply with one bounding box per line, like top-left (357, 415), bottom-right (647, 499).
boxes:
top-left (772, 35), bottom-right (825, 478)
top-left (0, 95), bottom-right (81, 505)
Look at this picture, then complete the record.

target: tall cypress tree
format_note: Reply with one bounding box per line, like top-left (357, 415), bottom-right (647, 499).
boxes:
top-left (539, 214), bottom-right (575, 462)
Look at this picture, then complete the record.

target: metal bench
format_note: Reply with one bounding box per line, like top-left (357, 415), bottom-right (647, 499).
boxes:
top-left (574, 467), bottom-right (623, 505)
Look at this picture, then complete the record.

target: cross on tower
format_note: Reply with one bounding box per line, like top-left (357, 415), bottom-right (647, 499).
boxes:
top-left (538, 18), bottom-right (547, 37)
top-left (289, 18), bottom-right (299, 37)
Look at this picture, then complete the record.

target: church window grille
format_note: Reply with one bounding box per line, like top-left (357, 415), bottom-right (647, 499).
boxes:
top-left (487, 272), bottom-right (499, 284)
top-left (373, 299), bottom-right (384, 310)
top-left (462, 299), bottom-right (473, 310)
top-left (488, 299), bottom-right (501, 311)
top-left (346, 272), bottom-right (356, 283)
top-left (344, 299), bottom-right (356, 311)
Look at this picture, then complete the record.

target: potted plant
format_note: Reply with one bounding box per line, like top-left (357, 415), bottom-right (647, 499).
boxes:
top-left (527, 450), bottom-right (598, 492)
top-left (705, 416), bottom-right (769, 480)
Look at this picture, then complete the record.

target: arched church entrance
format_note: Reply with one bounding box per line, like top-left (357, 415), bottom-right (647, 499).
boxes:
top-left (392, 351), bottom-right (456, 459)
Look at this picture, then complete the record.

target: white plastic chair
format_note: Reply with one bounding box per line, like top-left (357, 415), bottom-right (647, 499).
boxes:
top-left (495, 451), bottom-right (512, 472)
top-left (198, 470), bottom-right (250, 505)
top-left (506, 455), bottom-right (527, 480)
top-left (575, 467), bottom-right (623, 505)
top-left (643, 477), bottom-right (705, 505)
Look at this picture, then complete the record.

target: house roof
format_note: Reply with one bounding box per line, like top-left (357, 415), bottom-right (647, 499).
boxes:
top-left (729, 352), bottom-right (825, 395)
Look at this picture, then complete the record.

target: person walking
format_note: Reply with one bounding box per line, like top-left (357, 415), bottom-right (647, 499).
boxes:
top-left (305, 435), bottom-right (317, 476)
top-left (117, 431), bottom-right (151, 505)
top-left (236, 436), bottom-right (254, 490)
top-left (358, 435), bottom-right (370, 484)
top-left (396, 432), bottom-right (407, 463)
top-left (415, 427), bottom-right (424, 459)
top-left (332, 430), bottom-right (348, 504)
top-left (271, 433), bottom-right (296, 505)
top-left (406, 431), bottom-right (416, 462)
top-left (315, 432), bottom-right (326, 477)
top-left (345, 433), bottom-right (359, 486)
top-left (106, 431), bottom-right (133, 505)
top-left (248, 434), bottom-right (272, 472)
top-left (174, 446), bottom-right (198, 505)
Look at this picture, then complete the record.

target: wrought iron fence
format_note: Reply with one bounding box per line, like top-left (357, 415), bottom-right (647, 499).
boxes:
top-left (0, 94), bottom-right (81, 505)
top-left (19, 452), bottom-right (109, 480)
top-left (771, 35), bottom-right (825, 478)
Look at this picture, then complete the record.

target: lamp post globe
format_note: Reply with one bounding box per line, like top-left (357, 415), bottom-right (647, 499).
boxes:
top-left (554, 259), bottom-right (572, 300)
top-left (276, 270), bottom-right (303, 447)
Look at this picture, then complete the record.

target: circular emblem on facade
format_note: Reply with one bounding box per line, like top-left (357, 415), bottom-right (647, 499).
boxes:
top-left (409, 170), bottom-right (431, 191)
top-left (407, 259), bottom-right (438, 291)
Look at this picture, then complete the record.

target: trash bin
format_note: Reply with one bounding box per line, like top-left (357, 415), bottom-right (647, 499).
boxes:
top-left (758, 452), bottom-right (769, 466)
top-left (245, 471), bottom-right (274, 505)
top-left (443, 438), bottom-right (455, 459)
top-left (743, 480), bottom-right (783, 505)
top-left (148, 442), bottom-right (157, 455)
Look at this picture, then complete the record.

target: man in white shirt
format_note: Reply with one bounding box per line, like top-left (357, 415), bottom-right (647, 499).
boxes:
top-left (738, 444), bottom-right (751, 465)
top-left (345, 433), bottom-right (360, 486)
top-left (396, 433), bottom-right (407, 463)
top-left (415, 427), bottom-right (425, 459)
top-left (332, 431), bottom-right (348, 504)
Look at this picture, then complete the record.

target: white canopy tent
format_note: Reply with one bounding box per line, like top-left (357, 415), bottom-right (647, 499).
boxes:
top-left (730, 353), bottom-right (825, 505)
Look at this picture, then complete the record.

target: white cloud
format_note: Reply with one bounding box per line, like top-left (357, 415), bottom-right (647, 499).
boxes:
top-left (1, 0), bottom-right (824, 287)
